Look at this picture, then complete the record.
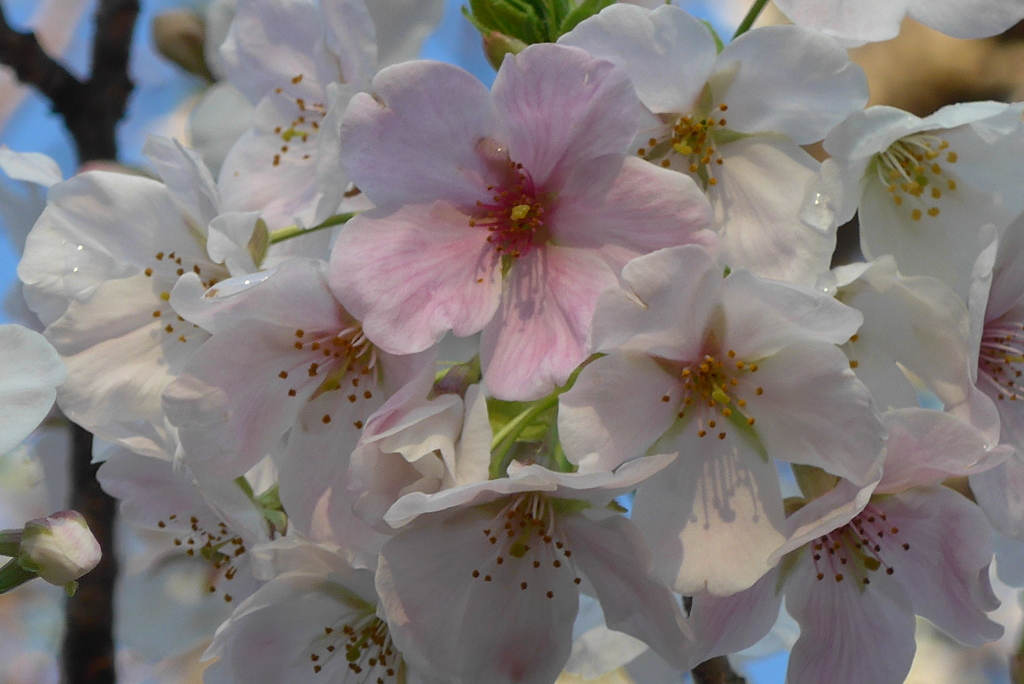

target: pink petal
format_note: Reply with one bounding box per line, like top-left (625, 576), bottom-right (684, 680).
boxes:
top-left (330, 203), bottom-right (503, 355)
top-left (784, 550), bottom-right (917, 684)
top-left (558, 351), bottom-right (679, 472)
top-left (631, 427), bottom-right (787, 596)
top-left (876, 488), bottom-right (1002, 645)
top-left (491, 43), bottom-right (642, 189)
top-left (339, 60), bottom-right (494, 208)
top-left (376, 506), bottom-right (579, 683)
top-left (744, 340), bottom-right (884, 486)
top-left (554, 156), bottom-right (715, 272)
top-left (877, 408), bottom-right (1010, 493)
top-left (687, 568), bottom-right (782, 668)
top-left (481, 246), bottom-right (617, 401)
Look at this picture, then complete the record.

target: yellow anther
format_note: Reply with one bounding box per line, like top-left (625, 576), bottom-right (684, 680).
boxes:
top-left (928, 207), bottom-right (940, 217)
top-left (911, 209), bottom-right (922, 221)
top-left (510, 204), bottom-right (531, 221)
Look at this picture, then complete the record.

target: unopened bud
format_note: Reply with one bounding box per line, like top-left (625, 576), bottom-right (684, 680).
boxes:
top-left (17, 511), bottom-right (101, 589)
top-left (482, 31), bottom-right (529, 71)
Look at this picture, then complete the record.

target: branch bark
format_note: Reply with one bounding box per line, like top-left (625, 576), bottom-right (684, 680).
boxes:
top-left (0, 0), bottom-right (138, 163)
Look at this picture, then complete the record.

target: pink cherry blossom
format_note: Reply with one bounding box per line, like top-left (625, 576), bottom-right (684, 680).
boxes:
top-left (330, 42), bottom-right (714, 401)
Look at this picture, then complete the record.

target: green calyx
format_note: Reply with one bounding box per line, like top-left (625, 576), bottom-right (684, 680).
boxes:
top-left (463, 0), bottom-right (615, 70)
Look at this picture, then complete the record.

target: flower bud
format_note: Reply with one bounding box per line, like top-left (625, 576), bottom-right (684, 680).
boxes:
top-left (17, 511), bottom-right (101, 588)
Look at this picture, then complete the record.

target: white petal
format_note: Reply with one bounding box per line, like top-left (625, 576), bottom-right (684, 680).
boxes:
top-left (0, 325), bottom-right (64, 454)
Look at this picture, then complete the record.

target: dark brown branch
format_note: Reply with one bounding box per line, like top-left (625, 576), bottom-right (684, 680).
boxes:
top-left (0, 0), bottom-right (138, 163)
top-left (0, 9), bottom-right (85, 108)
top-left (691, 656), bottom-right (748, 684)
top-left (61, 425), bottom-right (117, 684)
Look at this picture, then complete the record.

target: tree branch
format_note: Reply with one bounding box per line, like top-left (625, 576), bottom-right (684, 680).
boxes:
top-left (0, 0), bottom-right (138, 163)
top-left (691, 656), bottom-right (748, 684)
top-left (61, 426), bottom-right (117, 684)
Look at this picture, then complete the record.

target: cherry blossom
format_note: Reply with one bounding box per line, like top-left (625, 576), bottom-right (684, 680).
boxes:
top-left (821, 102), bottom-right (1024, 302)
top-left (560, 4), bottom-right (867, 285)
top-left (162, 258), bottom-right (430, 539)
top-left (378, 457), bottom-right (690, 684)
top-left (558, 245), bottom-right (884, 594)
top-left (731, 410), bottom-right (1003, 684)
top-left (331, 42), bottom-right (714, 400)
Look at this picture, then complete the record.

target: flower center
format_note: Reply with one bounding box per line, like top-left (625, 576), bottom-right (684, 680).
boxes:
top-left (156, 513), bottom-right (247, 603)
top-left (638, 104), bottom-right (729, 189)
top-left (978, 320), bottom-right (1024, 401)
top-left (278, 325), bottom-right (380, 430)
top-left (874, 133), bottom-right (958, 221)
top-left (663, 349), bottom-right (763, 440)
top-left (308, 614), bottom-right (402, 680)
top-left (470, 494), bottom-right (581, 599)
top-left (471, 161), bottom-right (550, 260)
top-left (269, 73), bottom-right (325, 168)
top-left (810, 503), bottom-right (910, 586)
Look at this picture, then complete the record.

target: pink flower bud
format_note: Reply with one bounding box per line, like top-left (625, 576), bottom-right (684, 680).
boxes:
top-left (18, 511), bottom-right (101, 587)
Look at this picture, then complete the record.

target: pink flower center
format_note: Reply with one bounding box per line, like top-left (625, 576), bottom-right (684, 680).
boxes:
top-left (978, 320), bottom-right (1024, 401)
top-left (661, 348), bottom-right (763, 440)
top-left (810, 503), bottom-right (910, 586)
top-left (470, 161), bottom-right (550, 260)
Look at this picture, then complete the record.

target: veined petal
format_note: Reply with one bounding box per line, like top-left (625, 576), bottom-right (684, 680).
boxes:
top-left (877, 409), bottom-right (1009, 493)
top-left (631, 427), bottom-right (786, 596)
top-left (876, 488), bottom-right (1003, 646)
top-left (711, 26), bottom-right (867, 143)
top-left (376, 506), bottom-right (578, 683)
top-left (784, 549), bottom-right (916, 684)
top-left (746, 341), bottom-right (884, 485)
top-left (339, 60), bottom-right (493, 208)
top-left (720, 270), bottom-right (862, 359)
top-left (330, 204), bottom-right (502, 355)
top-left (589, 244), bottom-right (721, 360)
top-left (554, 155), bottom-right (714, 272)
top-left (561, 511), bottom-right (691, 670)
top-left (971, 451), bottom-right (1024, 541)
top-left (711, 138), bottom-right (831, 286)
top-left (558, 351), bottom-right (679, 472)
top-left (557, 4), bottom-right (716, 115)
top-left (491, 43), bottom-right (642, 189)
top-left (686, 567), bottom-right (782, 668)
top-left (481, 246), bottom-right (617, 401)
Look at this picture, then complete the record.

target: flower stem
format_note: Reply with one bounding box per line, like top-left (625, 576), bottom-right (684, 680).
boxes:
top-left (732, 0), bottom-right (769, 39)
top-left (268, 212), bottom-right (356, 245)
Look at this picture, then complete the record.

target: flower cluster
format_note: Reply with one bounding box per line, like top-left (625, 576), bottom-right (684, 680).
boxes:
top-left (13, 0), bottom-right (1024, 682)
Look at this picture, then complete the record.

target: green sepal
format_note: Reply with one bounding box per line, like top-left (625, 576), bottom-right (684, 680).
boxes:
top-left (551, 498), bottom-right (591, 516)
top-left (255, 484), bottom-right (281, 510)
top-left (558, 0), bottom-right (614, 35)
top-left (792, 464), bottom-right (839, 500)
top-left (247, 218), bottom-right (270, 268)
top-left (700, 19), bottom-right (725, 53)
top-left (233, 476), bottom-right (254, 500)
top-left (262, 508), bottom-right (288, 533)
top-left (0, 558), bottom-right (36, 595)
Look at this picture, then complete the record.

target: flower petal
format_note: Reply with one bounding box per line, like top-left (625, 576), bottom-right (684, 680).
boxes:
top-left (632, 427), bottom-right (786, 596)
top-left (491, 43), bottom-right (642, 189)
top-left (557, 4), bottom-right (716, 115)
top-left (330, 203), bottom-right (502, 355)
top-left (481, 246), bottom-right (617, 401)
